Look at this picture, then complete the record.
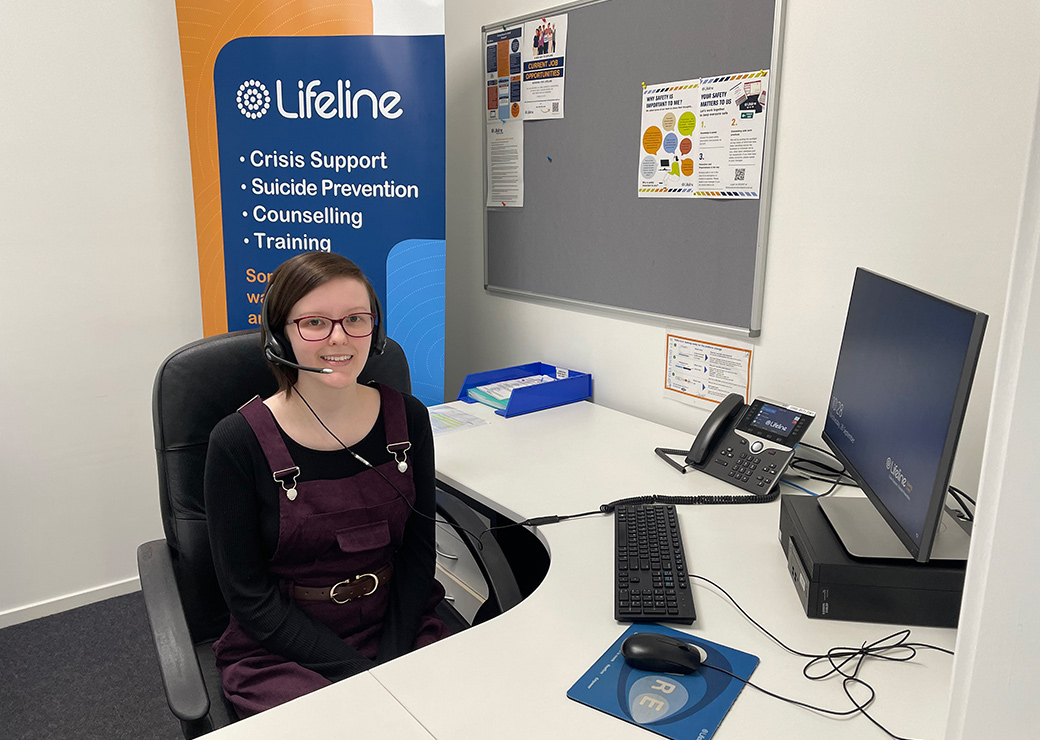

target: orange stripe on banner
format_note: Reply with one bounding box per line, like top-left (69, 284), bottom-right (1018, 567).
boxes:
top-left (175, 1), bottom-right (374, 336)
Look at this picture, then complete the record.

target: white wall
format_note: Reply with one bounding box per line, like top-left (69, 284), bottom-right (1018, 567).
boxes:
top-left (445, 0), bottom-right (1040, 497)
top-left (0, 2), bottom-right (202, 623)
top-left (947, 84), bottom-right (1040, 739)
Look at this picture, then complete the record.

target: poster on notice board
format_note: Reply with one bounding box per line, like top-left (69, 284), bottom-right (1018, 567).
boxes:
top-left (638, 70), bottom-right (769, 199)
top-left (522, 13), bottom-right (567, 120)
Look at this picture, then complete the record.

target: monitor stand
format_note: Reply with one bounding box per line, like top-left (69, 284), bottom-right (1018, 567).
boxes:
top-left (818, 497), bottom-right (971, 561)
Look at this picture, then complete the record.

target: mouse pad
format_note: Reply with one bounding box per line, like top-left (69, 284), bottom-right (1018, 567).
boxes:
top-left (567, 624), bottom-right (758, 740)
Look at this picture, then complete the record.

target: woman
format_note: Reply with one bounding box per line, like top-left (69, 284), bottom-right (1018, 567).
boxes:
top-left (204, 252), bottom-right (448, 717)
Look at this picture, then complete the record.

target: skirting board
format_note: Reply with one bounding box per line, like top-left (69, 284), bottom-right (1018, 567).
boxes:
top-left (0, 576), bottom-right (141, 629)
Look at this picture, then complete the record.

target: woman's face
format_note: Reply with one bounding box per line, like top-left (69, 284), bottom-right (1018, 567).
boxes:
top-left (285, 276), bottom-right (374, 388)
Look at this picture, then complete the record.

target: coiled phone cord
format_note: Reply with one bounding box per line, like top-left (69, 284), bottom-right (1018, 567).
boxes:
top-left (512, 489), bottom-right (780, 529)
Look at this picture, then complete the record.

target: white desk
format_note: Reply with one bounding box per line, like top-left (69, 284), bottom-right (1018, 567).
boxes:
top-left (373, 400), bottom-right (956, 740)
top-left (212, 400), bottom-right (956, 739)
top-left (203, 671), bottom-right (433, 739)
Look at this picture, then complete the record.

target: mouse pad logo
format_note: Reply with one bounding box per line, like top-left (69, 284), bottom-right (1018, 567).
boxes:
top-left (618, 643), bottom-right (736, 726)
top-left (628, 676), bottom-right (691, 723)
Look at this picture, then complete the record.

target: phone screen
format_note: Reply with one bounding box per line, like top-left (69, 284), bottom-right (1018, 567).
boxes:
top-left (748, 403), bottom-right (801, 439)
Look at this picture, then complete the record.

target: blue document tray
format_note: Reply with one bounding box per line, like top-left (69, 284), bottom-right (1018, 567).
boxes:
top-left (457, 362), bottom-right (592, 417)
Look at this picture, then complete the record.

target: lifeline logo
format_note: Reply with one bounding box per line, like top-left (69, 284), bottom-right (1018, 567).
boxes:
top-left (886, 457), bottom-right (914, 497)
top-left (237, 80), bottom-right (271, 119)
top-left (237, 78), bottom-right (404, 121)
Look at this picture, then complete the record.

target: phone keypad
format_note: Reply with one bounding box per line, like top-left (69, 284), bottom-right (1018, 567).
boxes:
top-left (698, 398), bottom-right (815, 495)
top-left (712, 449), bottom-right (782, 490)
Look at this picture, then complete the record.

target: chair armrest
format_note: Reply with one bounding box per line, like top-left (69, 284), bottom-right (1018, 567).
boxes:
top-left (137, 540), bottom-right (212, 731)
top-left (435, 489), bottom-right (523, 618)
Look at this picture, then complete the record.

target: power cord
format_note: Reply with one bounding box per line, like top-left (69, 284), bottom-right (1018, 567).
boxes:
top-left (947, 486), bottom-right (975, 522)
top-left (782, 441), bottom-right (978, 521)
top-left (689, 573), bottom-right (953, 740)
top-left (782, 442), bottom-right (856, 496)
top-left (779, 479), bottom-right (831, 497)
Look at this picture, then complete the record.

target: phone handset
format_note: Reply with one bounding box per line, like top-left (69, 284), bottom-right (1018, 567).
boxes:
top-left (685, 393), bottom-right (747, 467)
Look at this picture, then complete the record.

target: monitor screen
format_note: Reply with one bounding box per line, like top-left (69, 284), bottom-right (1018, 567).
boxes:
top-left (822, 268), bottom-right (987, 562)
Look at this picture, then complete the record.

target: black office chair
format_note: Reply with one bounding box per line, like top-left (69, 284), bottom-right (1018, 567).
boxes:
top-left (138, 329), bottom-right (521, 738)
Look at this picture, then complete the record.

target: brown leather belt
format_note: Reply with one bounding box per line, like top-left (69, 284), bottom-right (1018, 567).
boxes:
top-left (284, 563), bottom-right (393, 604)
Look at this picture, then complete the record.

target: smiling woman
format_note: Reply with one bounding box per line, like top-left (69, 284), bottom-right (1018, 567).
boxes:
top-left (261, 253), bottom-right (382, 391)
top-left (203, 252), bottom-right (450, 718)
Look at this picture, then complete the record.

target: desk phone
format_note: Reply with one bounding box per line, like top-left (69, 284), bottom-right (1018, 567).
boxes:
top-left (686, 394), bottom-right (815, 494)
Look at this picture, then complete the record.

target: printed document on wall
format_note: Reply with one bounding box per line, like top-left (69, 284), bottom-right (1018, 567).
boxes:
top-left (695, 71), bottom-right (769, 198)
top-left (638, 71), bottom-right (769, 199)
top-left (664, 332), bottom-right (753, 408)
top-left (487, 120), bottom-right (524, 207)
top-left (486, 25), bottom-right (524, 122)
top-left (637, 79), bottom-right (700, 196)
top-left (522, 14), bottom-right (567, 119)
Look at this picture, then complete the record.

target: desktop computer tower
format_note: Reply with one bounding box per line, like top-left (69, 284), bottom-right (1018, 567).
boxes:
top-left (778, 494), bottom-right (966, 628)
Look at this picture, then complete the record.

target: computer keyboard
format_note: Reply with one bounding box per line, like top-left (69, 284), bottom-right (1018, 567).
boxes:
top-left (614, 503), bottom-right (696, 624)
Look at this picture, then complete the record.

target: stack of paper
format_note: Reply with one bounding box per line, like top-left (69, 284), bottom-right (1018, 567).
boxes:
top-left (427, 405), bottom-right (488, 436)
top-left (466, 374), bottom-right (556, 410)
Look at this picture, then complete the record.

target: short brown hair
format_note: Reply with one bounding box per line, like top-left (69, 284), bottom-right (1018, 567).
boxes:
top-left (261, 252), bottom-right (378, 393)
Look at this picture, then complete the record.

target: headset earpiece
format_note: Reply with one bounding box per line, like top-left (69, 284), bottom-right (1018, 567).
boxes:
top-left (370, 290), bottom-right (386, 357)
top-left (261, 294), bottom-right (293, 364)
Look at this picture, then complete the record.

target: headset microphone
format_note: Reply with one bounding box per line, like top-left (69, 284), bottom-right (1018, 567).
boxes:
top-left (264, 347), bottom-right (334, 374)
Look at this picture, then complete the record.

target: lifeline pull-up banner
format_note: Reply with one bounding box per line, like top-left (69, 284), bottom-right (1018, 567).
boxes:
top-left (175, 1), bottom-right (446, 405)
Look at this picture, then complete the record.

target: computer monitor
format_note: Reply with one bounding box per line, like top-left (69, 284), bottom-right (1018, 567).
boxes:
top-left (821, 268), bottom-right (987, 563)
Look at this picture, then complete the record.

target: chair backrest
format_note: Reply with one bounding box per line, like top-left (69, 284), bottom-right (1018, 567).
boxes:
top-left (152, 328), bottom-right (412, 640)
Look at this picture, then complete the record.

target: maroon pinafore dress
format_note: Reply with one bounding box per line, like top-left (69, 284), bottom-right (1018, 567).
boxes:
top-left (213, 384), bottom-right (447, 717)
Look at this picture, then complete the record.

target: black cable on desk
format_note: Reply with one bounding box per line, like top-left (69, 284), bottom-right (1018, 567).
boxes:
top-left (495, 487), bottom-right (783, 533)
top-left (784, 442), bottom-right (856, 496)
top-left (947, 485), bottom-right (975, 506)
top-left (947, 486), bottom-right (975, 521)
top-left (689, 573), bottom-right (953, 740)
top-left (515, 510), bottom-right (603, 527)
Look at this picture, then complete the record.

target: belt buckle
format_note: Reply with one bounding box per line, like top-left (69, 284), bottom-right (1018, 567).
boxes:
top-left (330, 572), bottom-right (379, 604)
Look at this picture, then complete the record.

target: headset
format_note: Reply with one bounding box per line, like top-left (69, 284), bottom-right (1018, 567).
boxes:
top-left (261, 280), bottom-right (387, 375)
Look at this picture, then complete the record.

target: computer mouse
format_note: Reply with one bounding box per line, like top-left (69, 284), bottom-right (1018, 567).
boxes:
top-left (620, 633), bottom-right (707, 674)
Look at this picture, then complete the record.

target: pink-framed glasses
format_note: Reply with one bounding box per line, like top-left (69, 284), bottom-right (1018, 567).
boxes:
top-left (288, 313), bottom-right (376, 341)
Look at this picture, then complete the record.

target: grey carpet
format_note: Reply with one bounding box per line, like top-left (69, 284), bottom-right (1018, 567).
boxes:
top-left (0, 591), bottom-right (181, 740)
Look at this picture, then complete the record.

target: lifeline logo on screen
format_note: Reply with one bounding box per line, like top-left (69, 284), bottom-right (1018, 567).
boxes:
top-left (236, 78), bottom-right (404, 121)
top-left (886, 457), bottom-right (914, 497)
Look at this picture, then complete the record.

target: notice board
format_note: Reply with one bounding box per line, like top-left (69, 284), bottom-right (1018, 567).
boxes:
top-left (483, 0), bottom-right (784, 336)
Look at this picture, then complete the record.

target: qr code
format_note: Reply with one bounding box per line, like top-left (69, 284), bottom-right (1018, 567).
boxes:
top-left (552, 102), bottom-right (559, 113)
top-left (734, 168), bottom-right (746, 181)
